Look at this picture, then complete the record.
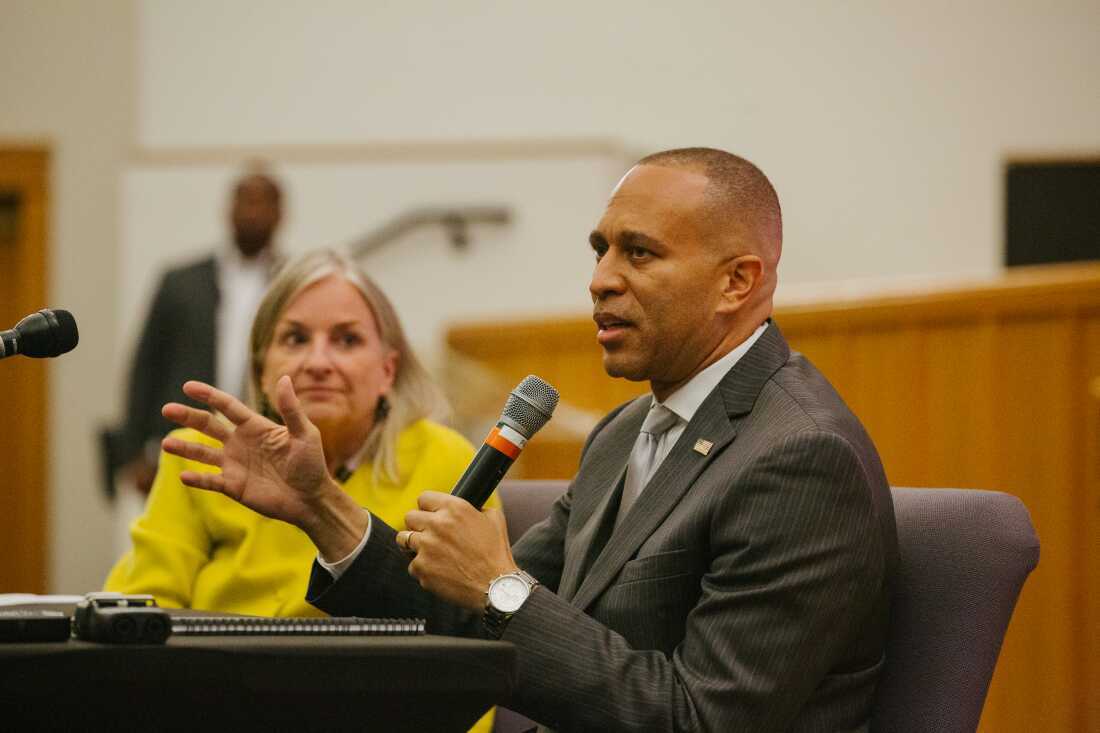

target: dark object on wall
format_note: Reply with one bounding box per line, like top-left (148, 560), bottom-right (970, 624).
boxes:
top-left (1006, 160), bottom-right (1100, 267)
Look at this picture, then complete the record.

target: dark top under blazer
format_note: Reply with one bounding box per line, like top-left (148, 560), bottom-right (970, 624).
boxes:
top-left (308, 323), bottom-right (898, 733)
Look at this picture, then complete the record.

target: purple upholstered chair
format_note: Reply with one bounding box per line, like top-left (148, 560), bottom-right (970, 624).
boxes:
top-left (870, 488), bottom-right (1039, 733)
top-left (493, 483), bottom-right (1040, 733)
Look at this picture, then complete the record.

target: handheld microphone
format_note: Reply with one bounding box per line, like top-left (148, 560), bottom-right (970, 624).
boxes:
top-left (451, 375), bottom-right (559, 509)
top-left (0, 309), bottom-right (79, 360)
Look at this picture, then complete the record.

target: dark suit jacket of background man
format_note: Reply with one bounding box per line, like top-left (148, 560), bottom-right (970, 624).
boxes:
top-left (101, 256), bottom-right (218, 497)
top-left (308, 323), bottom-right (899, 732)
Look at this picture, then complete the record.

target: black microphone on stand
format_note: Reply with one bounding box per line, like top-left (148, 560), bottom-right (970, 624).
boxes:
top-left (0, 309), bottom-right (79, 360)
top-left (451, 375), bottom-right (560, 509)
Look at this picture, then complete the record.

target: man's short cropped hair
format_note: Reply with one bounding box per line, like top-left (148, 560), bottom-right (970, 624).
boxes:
top-left (638, 147), bottom-right (782, 257)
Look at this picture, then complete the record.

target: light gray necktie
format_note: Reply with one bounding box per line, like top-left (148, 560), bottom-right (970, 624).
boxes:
top-left (616, 404), bottom-right (680, 528)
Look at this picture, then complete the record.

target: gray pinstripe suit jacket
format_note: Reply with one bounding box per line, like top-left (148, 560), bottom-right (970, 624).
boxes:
top-left (308, 323), bottom-right (898, 732)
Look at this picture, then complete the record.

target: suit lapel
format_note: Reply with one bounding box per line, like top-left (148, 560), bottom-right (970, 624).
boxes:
top-left (569, 398), bottom-right (737, 611)
top-left (557, 399), bottom-right (648, 602)
top-left (569, 323), bottom-right (792, 612)
top-left (557, 466), bottom-right (624, 601)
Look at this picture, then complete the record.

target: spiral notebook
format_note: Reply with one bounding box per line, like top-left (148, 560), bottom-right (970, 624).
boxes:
top-left (171, 615), bottom-right (425, 636)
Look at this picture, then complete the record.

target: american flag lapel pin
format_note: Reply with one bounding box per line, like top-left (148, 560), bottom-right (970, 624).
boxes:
top-left (693, 439), bottom-right (713, 456)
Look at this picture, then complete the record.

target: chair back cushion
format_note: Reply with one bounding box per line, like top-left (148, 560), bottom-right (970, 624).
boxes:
top-left (871, 488), bottom-right (1039, 732)
top-left (498, 480), bottom-right (569, 545)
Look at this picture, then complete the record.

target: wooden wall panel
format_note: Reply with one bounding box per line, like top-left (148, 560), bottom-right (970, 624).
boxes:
top-left (984, 319), bottom-right (1076, 731)
top-left (920, 322), bottom-right (999, 484)
top-left (445, 262), bottom-right (1100, 732)
top-left (1081, 324), bottom-right (1100, 733)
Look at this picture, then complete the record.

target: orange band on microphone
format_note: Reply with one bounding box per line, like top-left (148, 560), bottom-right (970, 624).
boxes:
top-left (485, 426), bottom-right (522, 459)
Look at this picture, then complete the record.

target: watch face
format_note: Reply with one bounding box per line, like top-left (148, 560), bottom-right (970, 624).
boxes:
top-left (489, 575), bottom-right (530, 613)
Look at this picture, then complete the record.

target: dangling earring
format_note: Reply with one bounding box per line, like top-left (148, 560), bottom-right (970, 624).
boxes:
top-left (374, 395), bottom-right (390, 422)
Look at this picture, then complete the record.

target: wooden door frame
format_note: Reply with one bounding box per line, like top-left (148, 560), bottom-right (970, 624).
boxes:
top-left (0, 145), bottom-right (50, 593)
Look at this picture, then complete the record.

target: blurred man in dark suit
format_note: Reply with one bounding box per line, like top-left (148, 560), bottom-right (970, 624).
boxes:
top-left (102, 169), bottom-right (282, 497)
top-left (161, 148), bottom-right (897, 732)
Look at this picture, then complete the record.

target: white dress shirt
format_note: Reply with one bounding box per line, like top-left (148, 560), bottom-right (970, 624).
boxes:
top-left (215, 244), bottom-right (277, 397)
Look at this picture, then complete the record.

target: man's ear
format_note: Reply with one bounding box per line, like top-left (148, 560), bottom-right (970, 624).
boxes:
top-left (717, 255), bottom-right (764, 314)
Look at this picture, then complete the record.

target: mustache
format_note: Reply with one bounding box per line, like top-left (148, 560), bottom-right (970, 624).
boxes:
top-left (592, 309), bottom-right (635, 328)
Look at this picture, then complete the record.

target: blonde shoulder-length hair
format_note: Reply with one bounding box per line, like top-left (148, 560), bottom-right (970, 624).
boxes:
top-left (247, 248), bottom-right (450, 484)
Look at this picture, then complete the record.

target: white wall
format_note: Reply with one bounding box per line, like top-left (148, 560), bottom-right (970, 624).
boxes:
top-left (138, 0), bottom-right (1100, 286)
top-left (0, 0), bottom-right (135, 592)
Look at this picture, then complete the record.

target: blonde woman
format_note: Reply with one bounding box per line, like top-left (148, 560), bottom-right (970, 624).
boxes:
top-left (107, 246), bottom-right (501, 599)
top-left (107, 249), bottom-right (499, 729)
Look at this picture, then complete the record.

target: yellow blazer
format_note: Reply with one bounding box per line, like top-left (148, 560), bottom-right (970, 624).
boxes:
top-left (105, 418), bottom-right (494, 616)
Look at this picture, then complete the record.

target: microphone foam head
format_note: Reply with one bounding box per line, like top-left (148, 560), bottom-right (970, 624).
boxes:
top-left (17, 308), bottom-right (79, 357)
top-left (500, 375), bottom-right (559, 438)
top-left (51, 309), bottom-right (79, 355)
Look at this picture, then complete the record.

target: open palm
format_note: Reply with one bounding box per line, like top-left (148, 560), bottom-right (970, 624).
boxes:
top-left (161, 376), bottom-right (331, 530)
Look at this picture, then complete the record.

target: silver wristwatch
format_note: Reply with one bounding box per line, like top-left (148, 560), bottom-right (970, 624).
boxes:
top-left (483, 569), bottom-right (539, 638)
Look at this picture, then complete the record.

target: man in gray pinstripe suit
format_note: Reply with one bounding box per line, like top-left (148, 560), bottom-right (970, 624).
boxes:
top-left (163, 148), bottom-right (898, 732)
